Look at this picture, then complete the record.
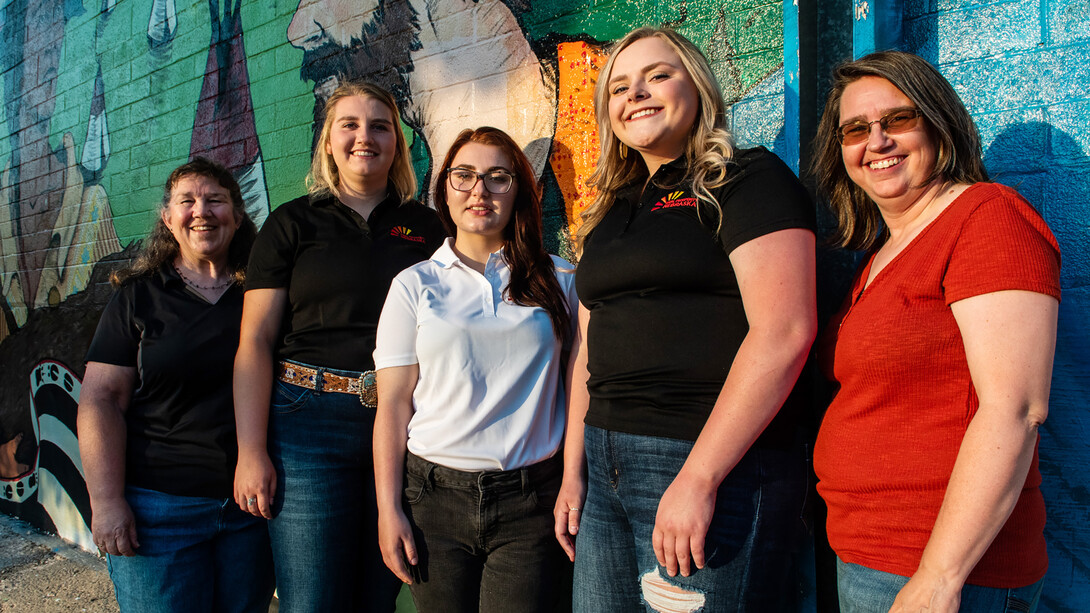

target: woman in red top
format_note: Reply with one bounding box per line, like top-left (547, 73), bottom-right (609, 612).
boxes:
top-left (811, 51), bottom-right (1060, 613)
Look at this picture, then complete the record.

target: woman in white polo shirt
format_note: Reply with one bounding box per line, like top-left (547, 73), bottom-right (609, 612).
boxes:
top-left (372, 126), bottom-right (578, 613)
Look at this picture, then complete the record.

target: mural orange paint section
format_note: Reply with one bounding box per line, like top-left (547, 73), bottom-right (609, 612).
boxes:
top-left (550, 42), bottom-right (607, 240)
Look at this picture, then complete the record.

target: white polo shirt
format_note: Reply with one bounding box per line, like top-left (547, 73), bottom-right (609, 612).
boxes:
top-left (374, 239), bottom-right (578, 471)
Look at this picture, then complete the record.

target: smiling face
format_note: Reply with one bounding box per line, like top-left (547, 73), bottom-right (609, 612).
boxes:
top-left (162, 174), bottom-right (240, 266)
top-left (839, 76), bottom-right (940, 209)
top-left (606, 36), bottom-right (700, 170)
top-left (324, 95), bottom-right (398, 191)
top-left (445, 142), bottom-right (517, 246)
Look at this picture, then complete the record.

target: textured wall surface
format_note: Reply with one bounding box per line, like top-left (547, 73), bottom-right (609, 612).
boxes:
top-left (0, 0), bottom-right (1086, 610)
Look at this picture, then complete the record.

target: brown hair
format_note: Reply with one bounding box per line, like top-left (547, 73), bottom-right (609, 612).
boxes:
top-left (110, 157), bottom-right (256, 287)
top-left (308, 81), bottom-right (417, 203)
top-left (576, 27), bottom-right (735, 257)
top-left (435, 127), bottom-right (572, 341)
top-left (811, 50), bottom-right (989, 250)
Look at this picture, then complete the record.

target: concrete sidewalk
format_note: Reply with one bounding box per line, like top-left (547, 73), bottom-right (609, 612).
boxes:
top-left (0, 513), bottom-right (117, 612)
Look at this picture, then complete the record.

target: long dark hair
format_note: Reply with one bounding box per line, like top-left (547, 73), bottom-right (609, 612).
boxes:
top-left (434, 127), bottom-right (572, 341)
top-left (811, 51), bottom-right (989, 250)
top-left (110, 158), bottom-right (257, 287)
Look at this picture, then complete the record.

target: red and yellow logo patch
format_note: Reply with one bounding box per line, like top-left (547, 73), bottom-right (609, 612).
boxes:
top-left (390, 226), bottom-right (426, 243)
top-left (651, 190), bottom-right (698, 211)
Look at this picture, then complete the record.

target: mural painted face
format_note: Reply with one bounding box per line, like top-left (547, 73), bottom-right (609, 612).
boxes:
top-left (607, 36), bottom-right (700, 169)
top-left (838, 76), bottom-right (940, 209)
top-left (288, 0), bottom-right (416, 102)
top-left (446, 142), bottom-right (517, 245)
top-left (325, 95), bottom-right (398, 190)
top-left (162, 175), bottom-right (240, 265)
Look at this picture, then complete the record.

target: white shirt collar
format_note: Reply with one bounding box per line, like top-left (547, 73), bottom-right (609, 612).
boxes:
top-left (431, 237), bottom-right (507, 270)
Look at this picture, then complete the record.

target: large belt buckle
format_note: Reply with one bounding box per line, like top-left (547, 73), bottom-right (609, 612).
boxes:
top-left (358, 370), bottom-right (377, 408)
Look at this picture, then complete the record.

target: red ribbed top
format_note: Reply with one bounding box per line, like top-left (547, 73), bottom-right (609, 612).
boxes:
top-left (815, 183), bottom-right (1060, 587)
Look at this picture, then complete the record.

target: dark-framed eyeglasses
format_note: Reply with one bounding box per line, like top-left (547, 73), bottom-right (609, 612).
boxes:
top-left (446, 168), bottom-right (516, 194)
top-left (836, 108), bottom-right (924, 145)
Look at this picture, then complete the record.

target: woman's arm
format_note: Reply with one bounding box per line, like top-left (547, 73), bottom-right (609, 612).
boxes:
top-left (554, 302), bottom-right (591, 561)
top-left (653, 227), bottom-right (817, 577)
top-left (374, 364), bottom-right (420, 584)
top-left (889, 290), bottom-right (1057, 613)
top-left (77, 362), bottom-right (139, 556)
top-left (233, 287), bottom-right (288, 518)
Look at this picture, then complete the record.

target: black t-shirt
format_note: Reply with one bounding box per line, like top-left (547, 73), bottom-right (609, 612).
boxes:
top-left (85, 266), bottom-right (244, 498)
top-left (246, 190), bottom-right (446, 371)
top-left (576, 147), bottom-right (815, 442)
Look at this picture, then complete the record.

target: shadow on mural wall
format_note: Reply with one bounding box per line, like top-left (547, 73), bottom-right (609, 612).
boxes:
top-left (985, 122), bottom-right (1090, 613)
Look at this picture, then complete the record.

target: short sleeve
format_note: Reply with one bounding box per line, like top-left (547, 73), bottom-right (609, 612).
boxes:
top-left (944, 187), bottom-right (1061, 305)
top-left (245, 203), bottom-right (297, 290)
top-left (373, 271), bottom-right (421, 369)
top-left (85, 283), bottom-right (140, 367)
top-left (717, 148), bottom-right (816, 255)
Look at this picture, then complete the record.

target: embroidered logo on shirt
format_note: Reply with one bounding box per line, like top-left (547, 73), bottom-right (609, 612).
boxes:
top-left (651, 191), bottom-right (699, 211)
top-left (390, 226), bottom-right (426, 243)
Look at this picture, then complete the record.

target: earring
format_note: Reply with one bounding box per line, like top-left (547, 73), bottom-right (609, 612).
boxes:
top-left (619, 142), bottom-right (628, 160)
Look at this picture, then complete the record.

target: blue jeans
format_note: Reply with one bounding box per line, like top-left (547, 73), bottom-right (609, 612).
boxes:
top-left (267, 371), bottom-right (401, 613)
top-left (574, 426), bottom-right (809, 612)
top-left (402, 452), bottom-right (571, 612)
top-left (837, 558), bottom-right (1044, 613)
top-left (106, 485), bottom-right (274, 613)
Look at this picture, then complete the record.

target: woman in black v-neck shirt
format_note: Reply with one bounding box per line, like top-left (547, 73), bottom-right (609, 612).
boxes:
top-left (554, 29), bottom-right (817, 611)
top-left (232, 82), bottom-right (445, 613)
top-left (78, 159), bottom-right (274, 612)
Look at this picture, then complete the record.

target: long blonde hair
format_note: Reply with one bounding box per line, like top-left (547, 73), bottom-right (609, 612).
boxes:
top-left (576, 27), bottom-right (735, 257)
top-left (307, 81), bottom-right (417, 203)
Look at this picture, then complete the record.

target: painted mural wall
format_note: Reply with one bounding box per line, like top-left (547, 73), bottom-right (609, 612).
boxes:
top-left (0, 0), bottom-right (1086, 610)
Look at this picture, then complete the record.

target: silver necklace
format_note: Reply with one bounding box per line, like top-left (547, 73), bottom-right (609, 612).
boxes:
top-left (174, 264), bottom-right (233, 290)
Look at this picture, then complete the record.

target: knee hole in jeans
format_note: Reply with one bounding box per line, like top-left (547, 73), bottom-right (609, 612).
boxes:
top-left (640, 568), bottom-right (706, 613)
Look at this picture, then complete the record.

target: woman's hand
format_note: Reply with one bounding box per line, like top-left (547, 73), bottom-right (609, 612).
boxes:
top-left (234, 450), bottom-right (277, 518)
top-left (378, 507), bottom-right (418, 584)
top-left (652, 470), bottom-right (716, 577)
top-left (233, 288), bottom-right (288, 518)
top-left (553, 474), bottom-right (586, 561)
top-left (91, 496), bottom-right (140, 556)
top-left (888, 568), bottom-right (962, 613)
top-left (77, 362), bottom-right (138, 557)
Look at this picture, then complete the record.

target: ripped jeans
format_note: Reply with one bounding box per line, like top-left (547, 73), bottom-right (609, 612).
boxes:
top-left (573, 426), bottom-right (809, 612)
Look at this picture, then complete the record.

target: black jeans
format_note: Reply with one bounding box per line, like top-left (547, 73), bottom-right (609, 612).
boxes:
top-left (403, 452), bottom-right (572, 613)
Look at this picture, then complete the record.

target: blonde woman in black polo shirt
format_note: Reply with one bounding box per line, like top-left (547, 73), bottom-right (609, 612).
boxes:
top-left (79, 158), bottom-right (273, 612)
top-left (232, 82), bottom-right (446, 612)
top-left (554, 28), bottom-right (817, 611)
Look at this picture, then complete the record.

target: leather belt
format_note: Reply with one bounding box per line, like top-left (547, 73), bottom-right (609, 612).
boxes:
top-left (276, 361), bottom-right (377, 408)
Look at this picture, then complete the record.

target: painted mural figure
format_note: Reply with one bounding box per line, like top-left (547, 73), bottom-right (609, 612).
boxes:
top-left (373, 127), bottom-right (576, 612)
top-left (811, 51), bottom-right (1058, 613)
top-left (77, 159), bottom-right (274, 611)
top-left (233, 82), bottom-right (447, 612)
top-left (557, 28), bottom-right (817, 611)
top-left (287, 0), bottom-right (556, 192)
top-left (0, 0), bottom-right (120, 330)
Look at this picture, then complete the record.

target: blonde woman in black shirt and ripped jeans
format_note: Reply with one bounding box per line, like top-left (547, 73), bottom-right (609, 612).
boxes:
top-left (555, 28), bottom-right (817, 612)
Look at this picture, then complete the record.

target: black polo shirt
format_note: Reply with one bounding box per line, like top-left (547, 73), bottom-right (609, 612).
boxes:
top-left (246, 190), bottom-right (446, 371)
top-left (576, 147), bottom-right (815, 442)
top-left (85, 266), bottom-right (244, 498)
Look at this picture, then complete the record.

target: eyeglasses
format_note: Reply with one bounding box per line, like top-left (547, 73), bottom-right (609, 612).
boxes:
top-left (836, 108), bottom-right (924, 145)
top-left (446, 168), bottom-right (516, 194)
